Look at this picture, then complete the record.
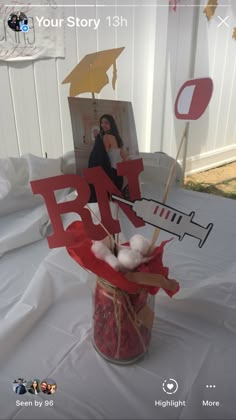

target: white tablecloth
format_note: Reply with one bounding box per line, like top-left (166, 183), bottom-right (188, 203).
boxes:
top-left (0, 185), bottom-right (236, 419)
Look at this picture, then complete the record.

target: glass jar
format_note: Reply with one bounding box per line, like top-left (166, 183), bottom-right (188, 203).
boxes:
top-left (92, 277), bottom-right (155, 364)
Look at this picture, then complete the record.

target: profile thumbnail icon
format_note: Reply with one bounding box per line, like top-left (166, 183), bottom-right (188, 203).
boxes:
top-left (13, 378), bottom-right (27, 395)
top-left (40, 379), bottom-right (57, 395)
top-left (26, 379), bottom-right (41, 395)
top-left (8, 11), bottom-right (28, 32)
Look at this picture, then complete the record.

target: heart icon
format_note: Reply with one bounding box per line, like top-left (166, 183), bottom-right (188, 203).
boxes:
top-left (162, 378), bottom-right (178, 394)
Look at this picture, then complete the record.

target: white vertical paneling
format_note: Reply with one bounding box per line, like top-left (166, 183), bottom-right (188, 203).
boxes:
top-left (96, 0), bottom-right (117, 100)
top-left (114, 2), bottom-right (133, 102)
top-left (75, 0), bottom-right (98, 60)
top-left (202, 0), bottom-right (220, 157)
top-left (187, 2), bottom-right (212, 161)
top-left (189, 0), bottom-right (233, 160)
top-left (56, 0), bottom-right (78, 154)
top-left (8, 62), bottom-right (42, 156)
top-left (163, 2), bottom-right (197, 159)
top-left (229, 53), bottom-right (236, 146)
top-left (195, 1), bottom-right (226, 156)
top-left (220, 3), bottom-right (236, 148)
top-left (0, 64), bottom-right (19, 157)
top-left (212, 1), bottom-right (231, 150)
top-left (72, 0), bottom-right (98, 101)
top-left (33, 59), bottom-right (63, 158)
top-left (140, 4), bottom-right (156, 153)
top-left (170, 1), bottom-right (197, 160)
top-left (162, 4), bottom-right (181, 157)
top-left (132, 0), bottom-right (157, 152)
top-left (150, 1), bottom-right (169, 153)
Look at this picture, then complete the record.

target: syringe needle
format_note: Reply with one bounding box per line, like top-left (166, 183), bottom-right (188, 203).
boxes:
top-left (112, 195), bottom-right (134, 207)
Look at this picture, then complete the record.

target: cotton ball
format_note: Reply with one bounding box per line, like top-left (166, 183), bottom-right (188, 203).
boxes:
top-left (129, 234), bottom-right (151, 256)
top-left (91, 241), bottom-right (120, 271)
top-left (104, 254), bottom-right (121, 271)
top-left (91, 241), bottom-right (111, 259)
top-left (117, 248), bottom-right (144, 271)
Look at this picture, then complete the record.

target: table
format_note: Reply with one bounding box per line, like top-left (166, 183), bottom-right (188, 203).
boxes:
top-left (1, 185), bottom-right (236, 419)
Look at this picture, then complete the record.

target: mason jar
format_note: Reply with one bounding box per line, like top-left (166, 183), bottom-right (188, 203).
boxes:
top-left (92, 276), bottom-right (155, 365)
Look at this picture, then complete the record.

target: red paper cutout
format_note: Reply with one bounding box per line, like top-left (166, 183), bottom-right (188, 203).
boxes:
top-left (169, 0), bottom-right (181, 12)
top-left (83, 161), bottom-right (144, 233)
top-left (117, 158), bottom-right (143, 199)
top-left (31, 174), bottom-right (91, 248)
top-left (175, 78), bottom-right (213, 120)
top-left (66, 220), bottom-right (179, 297)
top-left (30, 159), bottom-right (144, 248)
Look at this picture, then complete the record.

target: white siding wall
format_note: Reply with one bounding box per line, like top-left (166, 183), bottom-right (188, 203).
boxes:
top-left (1, 0), bottom-right (236, 174)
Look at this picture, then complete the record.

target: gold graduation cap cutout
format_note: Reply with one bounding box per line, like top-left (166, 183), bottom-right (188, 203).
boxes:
top-left (62, 47), bottom-right (125, 97)
top-left (203, 0), bottom-right (218, 21)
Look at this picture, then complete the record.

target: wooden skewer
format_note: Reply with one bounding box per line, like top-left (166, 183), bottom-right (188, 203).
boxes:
top-left (115, 204), bottom-right (120, 247)
top-left (150, 126), bottom-right (188, 250)
top-left (85, 205), bottom-right (119, 249)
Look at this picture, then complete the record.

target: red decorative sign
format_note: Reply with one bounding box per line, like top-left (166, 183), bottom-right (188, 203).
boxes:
top-left (30, 159), bottom-right (144, 248)
top-left (175, 77), bottom-right (213, 120)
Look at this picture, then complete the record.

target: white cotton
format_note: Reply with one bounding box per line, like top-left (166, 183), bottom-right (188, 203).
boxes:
top-left (104, 254), bottom-right (121, 271)
top-left (129, 234), bottom-right (151, 256)
top-left (91, 241), bottom-right (112, 259)
top-left (91, 241), bottom-right (121, 271)
top-left (117, 248), bottom-right (147, 271)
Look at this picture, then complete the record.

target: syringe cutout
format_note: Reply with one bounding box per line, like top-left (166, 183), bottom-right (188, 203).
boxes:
top-left (112, 195), bottom-right (213, 248)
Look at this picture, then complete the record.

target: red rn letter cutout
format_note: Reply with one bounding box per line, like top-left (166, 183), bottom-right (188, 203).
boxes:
top-left (83, 158), bottom-right (144, 239)
top-left (30, 159), bottom-right (144, 248)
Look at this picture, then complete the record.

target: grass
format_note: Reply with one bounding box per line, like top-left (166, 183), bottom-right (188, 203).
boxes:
top-left (184, 180), bottom-right (236, 200)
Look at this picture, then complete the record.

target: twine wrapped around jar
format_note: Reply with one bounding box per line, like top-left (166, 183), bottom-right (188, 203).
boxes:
top-left (92, 277), bottom-right (155, 364)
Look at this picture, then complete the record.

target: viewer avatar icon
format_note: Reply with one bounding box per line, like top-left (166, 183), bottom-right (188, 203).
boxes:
top-left (27, 379), bottom-right (41, 395)
top-left (40, 379), bottom-right (57, 395)
top-left (13, 378), bottom-right (27, 395)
